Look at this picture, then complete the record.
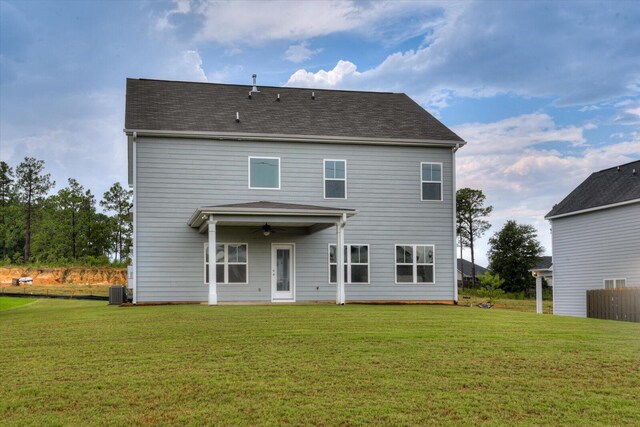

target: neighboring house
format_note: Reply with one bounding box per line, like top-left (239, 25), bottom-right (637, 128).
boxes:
top-left (545, 160), bottom-right (640, 317)
top-left (124, 78), bottom-right (465, 304)
top-left (456, 258), bottom-right (487, 286)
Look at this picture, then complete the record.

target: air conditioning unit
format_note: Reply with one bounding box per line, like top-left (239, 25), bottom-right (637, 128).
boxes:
top-left (109, 286), bottom-right (127, 305)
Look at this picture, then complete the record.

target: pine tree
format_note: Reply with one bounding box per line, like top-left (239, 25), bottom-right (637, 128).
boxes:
top-left (456, 188), bottom-right (492, 286)
top-left (0, 161), bottom-right (15, 262)
top-left (100, 183), bottom-right (132, 262)
top-left (14, 157), bottom-right (55, 263)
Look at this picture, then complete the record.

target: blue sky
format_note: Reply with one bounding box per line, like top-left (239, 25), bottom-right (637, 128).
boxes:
top-left (1, 0), bottom-right (639, 266)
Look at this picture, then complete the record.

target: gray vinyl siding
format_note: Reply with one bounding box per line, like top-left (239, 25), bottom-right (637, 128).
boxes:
top-left (551, 202), bottom-right (640, 317)
top-left (135, 137), bottom-right (455, 302)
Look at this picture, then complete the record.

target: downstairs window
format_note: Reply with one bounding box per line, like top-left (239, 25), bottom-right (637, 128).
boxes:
top-left (205, 243), bottom-right (248, 284)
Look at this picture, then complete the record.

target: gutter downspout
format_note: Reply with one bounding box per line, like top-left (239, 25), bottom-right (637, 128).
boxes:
top-left (452, 143), bottom-right (460, 304)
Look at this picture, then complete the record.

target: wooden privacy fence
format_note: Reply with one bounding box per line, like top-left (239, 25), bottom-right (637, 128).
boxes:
top-left (586, 287), bottom-right (640, 323)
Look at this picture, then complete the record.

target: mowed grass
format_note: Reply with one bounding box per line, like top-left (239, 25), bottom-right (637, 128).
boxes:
top-left (1, 301), bottom-right (639, 426)
top-left (459, 294), bottom-right (554, 314)
top-left (0, 296), bottom-right (36, 311)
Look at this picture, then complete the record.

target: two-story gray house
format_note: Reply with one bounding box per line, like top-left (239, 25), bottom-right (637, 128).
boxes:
top-left (545, 160), bottom-right (640, 317)
top-left (124, 78), bottom-right (465, 304)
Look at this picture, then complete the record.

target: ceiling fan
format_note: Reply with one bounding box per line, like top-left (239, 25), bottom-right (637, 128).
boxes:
top-left (252, 223), bottom-right (285, 236)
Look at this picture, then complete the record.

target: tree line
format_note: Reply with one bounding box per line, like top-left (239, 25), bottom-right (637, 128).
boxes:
top-left (0, 157), bottom-right (132, 266)
top-left (457, 188), bottom-right (544, 294)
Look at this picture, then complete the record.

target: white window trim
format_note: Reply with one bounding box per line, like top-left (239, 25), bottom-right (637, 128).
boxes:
top-left (603, 278), bottom-right (626, 289)
top-left (248, 156), bottom-right (281, 190)
top-left (394, 244), bottom-right (436, 285)
top-left (328, 243), bottom-right (370, 285)
top-left (420, 161), bottom-right (443, 202)
top-left (323, 159), bottom-right (347, 199)
top-left (204, 242), bottom-right (249, 285)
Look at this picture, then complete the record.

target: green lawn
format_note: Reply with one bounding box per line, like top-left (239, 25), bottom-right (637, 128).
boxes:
top-left (0, 296), bottom-right (36, 311)
top-left (1, 300), bottom-right (639, 426)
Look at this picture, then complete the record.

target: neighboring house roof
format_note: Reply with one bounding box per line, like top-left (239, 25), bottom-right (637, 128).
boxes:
top-left (531, 256), bottom-right (553, 271)
top-left (546, 160), bottom-right (640, 219)
top-left (456, 258), bottom-right (487, 277)
top-left (125, 78), bottom-right (464, 144)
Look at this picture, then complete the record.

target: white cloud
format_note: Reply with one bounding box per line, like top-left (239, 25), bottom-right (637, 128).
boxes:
top-left (207, 64), bottom-right (245, 84)
top-left (156, 0), bottom-right (455, 46)
top-left (626, 106), bottom-right (640, 118)
top-left (285, 2), bottom-right (640, 107)
top-left (579, 105), bottom-right (601, 112)
top-left (164, 50), bottom-right (207, 82)
top-left (284, 42), bottom-right (322, 63)
top-left (288, 60), bottom-right (359, 88)
top-left (453, 113), bottom-right (640, 266)
top-left (613, 102), bottom-right (640, 125)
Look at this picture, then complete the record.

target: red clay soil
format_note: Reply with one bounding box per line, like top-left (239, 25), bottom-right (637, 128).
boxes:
top-left (0, 267), bottom-right (127, 287)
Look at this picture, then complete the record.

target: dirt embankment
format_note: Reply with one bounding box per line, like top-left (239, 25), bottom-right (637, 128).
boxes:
top-left (0, 267), bottom-right (128, 286)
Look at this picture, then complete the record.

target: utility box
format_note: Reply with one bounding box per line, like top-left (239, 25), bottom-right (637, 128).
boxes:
top-left (109, 286), bottom-right (127, 305)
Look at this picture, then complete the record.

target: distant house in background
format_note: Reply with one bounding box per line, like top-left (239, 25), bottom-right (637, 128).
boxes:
top-left (456, 258), bottom-right (487, 287)
top-left (546, 160), bottom-right (640, 317)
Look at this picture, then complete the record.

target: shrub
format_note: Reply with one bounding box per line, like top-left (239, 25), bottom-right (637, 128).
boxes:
top-left (476, 272), bottom-right (506, 303)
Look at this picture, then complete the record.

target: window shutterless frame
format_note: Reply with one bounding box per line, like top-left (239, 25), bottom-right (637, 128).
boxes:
top-left (394, 244), bottom-right (436, 284)
top-left (323, 159), bottom-right (347, 199)
top-left (420, 162), bottom-right (443, 201)
top-left (248, 156), bottom-right (281, 190)
top-left (328, 243), bottom-right (370, 284)
top-left (603, 278), bottom-right (626, 289)
top-left (204, 242), bottom-right (249, 285)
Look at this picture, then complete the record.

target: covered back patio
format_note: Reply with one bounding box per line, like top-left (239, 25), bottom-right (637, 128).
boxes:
top-left (187, 201), bottom-right (357, 305)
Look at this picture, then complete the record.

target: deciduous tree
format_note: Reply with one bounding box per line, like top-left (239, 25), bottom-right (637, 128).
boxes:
top-left (488, 220), bottom-right (543, 293)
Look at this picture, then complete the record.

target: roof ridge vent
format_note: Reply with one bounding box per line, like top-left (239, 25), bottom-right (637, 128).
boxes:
top-left (251, 74), bottom-right (259, 93)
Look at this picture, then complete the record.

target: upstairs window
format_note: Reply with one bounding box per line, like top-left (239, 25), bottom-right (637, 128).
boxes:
top-left (421, 162), bottom-right (442, 201)
top-left (328, 244), bottom-right (369, 284)
top-left (324, 160), bottom-right (347, 199)
top-left (249, 157), bottom-right (280, 189)
top-left (395, 244), bottom-right (435, 284)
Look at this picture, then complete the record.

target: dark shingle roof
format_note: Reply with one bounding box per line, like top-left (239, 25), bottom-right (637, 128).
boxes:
top-left (125, 78), bottom-right (464, 142)
top-left (456, 258), bottom-right (487, 277)
top-left (546, 160), bottom-right (640, 218)
top-left (531, 256), bottom-right (553, 271)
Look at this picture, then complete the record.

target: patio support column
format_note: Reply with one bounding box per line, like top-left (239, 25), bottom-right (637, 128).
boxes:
top-left (535, 274), bottom-right (543, 314)
top-left (336, 213), bottom-right (346, 305)
top-left (208, 217), bottom-right (218, 305)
